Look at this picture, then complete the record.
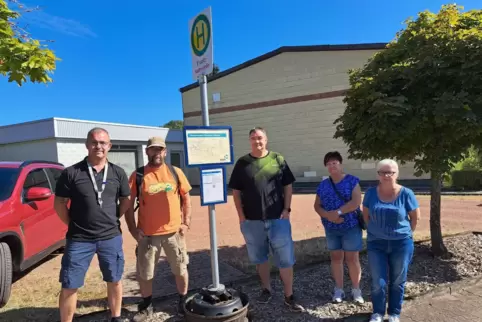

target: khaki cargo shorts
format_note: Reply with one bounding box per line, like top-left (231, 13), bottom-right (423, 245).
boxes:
top-left (136, 232), bottom-right (189, 280)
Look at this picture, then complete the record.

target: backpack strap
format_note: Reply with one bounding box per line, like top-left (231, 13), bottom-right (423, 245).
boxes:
top-left (166, 163), bottom-right (183, 209)
top-left (134, 166), bottom-right (145, 211)
top-left (166, 163), bottom-right (180, 194)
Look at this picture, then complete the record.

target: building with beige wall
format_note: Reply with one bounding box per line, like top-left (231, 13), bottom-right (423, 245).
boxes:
top-left (180, 43), bottom-right (429, 187)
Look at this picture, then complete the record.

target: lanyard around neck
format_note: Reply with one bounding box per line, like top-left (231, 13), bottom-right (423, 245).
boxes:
top-left (87, 161), bottom-right (108, 208)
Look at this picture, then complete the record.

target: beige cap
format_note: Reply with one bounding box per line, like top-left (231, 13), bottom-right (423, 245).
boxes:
top-left (146, 137), bottom-right (166, 148)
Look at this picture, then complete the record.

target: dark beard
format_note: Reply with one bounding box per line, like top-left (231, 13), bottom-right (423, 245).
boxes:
top-left (148, 156), bottom-right (164, 167)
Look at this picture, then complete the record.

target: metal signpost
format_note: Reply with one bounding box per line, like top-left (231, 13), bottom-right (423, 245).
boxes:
top-left (184, 9), bottom-right (249, 320)
top-left (186, 6), bottom-right (231, 293)
top-left (183, 125), bottom-right (233, 292)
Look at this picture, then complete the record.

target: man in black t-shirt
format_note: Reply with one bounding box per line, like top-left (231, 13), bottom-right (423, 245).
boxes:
top-left (54, 127), bottom-right (130, 322)
top-left (228, 127), bottom-right (304, 312)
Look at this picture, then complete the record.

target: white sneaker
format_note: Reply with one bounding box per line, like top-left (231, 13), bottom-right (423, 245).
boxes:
top-left (332, 287), bottom-right (344, 303)
top-left (369, 313), bottom-right (384, 322)
top-left (351, 288), bottom-right (364, 304)
top-left (388, 315), bottom-right (400, 322)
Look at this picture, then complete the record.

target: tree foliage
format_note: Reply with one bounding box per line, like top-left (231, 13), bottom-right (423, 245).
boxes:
top-left (207, 63), bottom-right (220, 77)
top-left (0, 0), bottom-right (59, 85)
top-left (162, 120), bottom-right (183, 129)
top-left (453, 146), bottom-right (482, 171)
top-left (334, 4), bottom-right (482, 255)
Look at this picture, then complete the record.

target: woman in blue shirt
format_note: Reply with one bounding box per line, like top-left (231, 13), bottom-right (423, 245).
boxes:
top-left (362, 159), bottom-right (421, 322)
top-left (313, 151), bottom-right (364, 304)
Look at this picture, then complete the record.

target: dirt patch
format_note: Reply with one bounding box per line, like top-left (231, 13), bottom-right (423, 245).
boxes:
top-left (81, 233), bottom-right (482, 321)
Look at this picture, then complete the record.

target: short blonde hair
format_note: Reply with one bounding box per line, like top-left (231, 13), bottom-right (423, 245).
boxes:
top-left (376, 159), bottom-right (399, 171)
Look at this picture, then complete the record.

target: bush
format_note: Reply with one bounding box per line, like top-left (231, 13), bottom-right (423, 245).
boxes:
top-left (451, 170), bottom-right (482, 190)
top-left (453, 146), bottom-right (482, 171)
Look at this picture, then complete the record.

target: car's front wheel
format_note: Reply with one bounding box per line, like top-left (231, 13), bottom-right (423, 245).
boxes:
top-left (0, 242), bottom-right (13, 308)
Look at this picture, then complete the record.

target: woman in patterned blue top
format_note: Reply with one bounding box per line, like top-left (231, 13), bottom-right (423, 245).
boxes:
top-left (313, 152), bottom-right (364, 304)
top-left (362, 159), bottom-right (420, 322)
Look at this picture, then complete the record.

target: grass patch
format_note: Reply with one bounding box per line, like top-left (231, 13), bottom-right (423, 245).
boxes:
top-left (0, 265), bottom-right (108, 322)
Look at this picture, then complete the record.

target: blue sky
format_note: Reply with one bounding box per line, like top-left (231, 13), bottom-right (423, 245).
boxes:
top-left (1, 0), bottom-right (479, 127)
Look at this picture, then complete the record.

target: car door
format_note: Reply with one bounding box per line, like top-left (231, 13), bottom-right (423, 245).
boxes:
top-left (45, 167), bottom-right (69, 241)
top-left (19, 168), bottom-right (55, 259)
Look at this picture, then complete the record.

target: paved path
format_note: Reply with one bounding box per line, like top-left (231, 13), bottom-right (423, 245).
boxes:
top-left (400, 278), bottom-right (482, 321)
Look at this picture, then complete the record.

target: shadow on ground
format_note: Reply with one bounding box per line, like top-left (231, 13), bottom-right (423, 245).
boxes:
top-left (12, 247), bottom-right (64, 283)
top-left (406, 242), bottom-right (461, 289)
top-left (0, 307), bottom-right (60, 322)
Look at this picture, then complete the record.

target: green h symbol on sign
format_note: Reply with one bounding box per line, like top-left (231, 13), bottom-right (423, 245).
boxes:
top-left (191, 14), bottom-right (211, 56)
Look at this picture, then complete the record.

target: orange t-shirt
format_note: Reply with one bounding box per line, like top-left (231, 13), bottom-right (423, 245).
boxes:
top-left (128, 164), bottom-right (192, 236)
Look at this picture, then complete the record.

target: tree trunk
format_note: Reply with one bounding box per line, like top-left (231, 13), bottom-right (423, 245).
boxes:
top-left (430, 172), bottom-right (448, 256)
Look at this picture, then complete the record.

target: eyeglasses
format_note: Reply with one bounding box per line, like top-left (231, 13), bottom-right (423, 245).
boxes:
top-left (89, 141), bottom-right (110, 147)
top-left (378, 171), bottom-right (396, 177)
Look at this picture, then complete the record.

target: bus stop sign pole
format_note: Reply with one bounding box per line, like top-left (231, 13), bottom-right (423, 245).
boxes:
top-left (199, 74), bottom-right (223, 291)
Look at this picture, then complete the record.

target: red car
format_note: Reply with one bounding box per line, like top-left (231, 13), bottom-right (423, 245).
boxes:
top-left (0, 160), bottom-right (68, 307)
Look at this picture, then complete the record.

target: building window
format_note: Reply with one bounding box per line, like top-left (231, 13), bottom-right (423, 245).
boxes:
top-left (110, 145), bottom-right (138, 151)
top-left (171, 152), bottom-right (182, 168)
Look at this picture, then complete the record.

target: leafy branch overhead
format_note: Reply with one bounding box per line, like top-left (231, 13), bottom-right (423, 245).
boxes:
top-left (162, 120), bottom-right (183, 129)
top-left (0, 0), bottom-right (60, 86)
top-left (334, 4), bottom-right (482, 177)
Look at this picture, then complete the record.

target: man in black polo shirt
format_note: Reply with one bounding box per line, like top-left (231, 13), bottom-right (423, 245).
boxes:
top-left (228, 127), bottom-right (304, 312)
top-left (54, 127), bottom-right (130, 322)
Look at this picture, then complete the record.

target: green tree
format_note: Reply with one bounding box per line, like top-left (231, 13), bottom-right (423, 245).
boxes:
top-left (333, 4), bottom-right (482, 256)
top-left (162, 120), bottom-right (183, 129)
top-left (208, 63), bottom-right (220, 77)
top-left (0, 0), bottom-right (59, 86)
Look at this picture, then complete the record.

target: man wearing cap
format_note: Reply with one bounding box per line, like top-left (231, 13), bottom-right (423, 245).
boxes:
top-left (125, 137), bottom-right (193, 321)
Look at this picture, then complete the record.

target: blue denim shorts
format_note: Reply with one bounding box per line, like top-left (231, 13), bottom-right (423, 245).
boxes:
top-left (240, 219), bottom-right (295, 269)
top-left (59, 235), bottom-right (125, 289)
top-left (325, 225), bottom-right (363, 252)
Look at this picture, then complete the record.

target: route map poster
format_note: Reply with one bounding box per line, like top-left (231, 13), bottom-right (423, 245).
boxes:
top-left (184, 126), bottom-right (234, 167)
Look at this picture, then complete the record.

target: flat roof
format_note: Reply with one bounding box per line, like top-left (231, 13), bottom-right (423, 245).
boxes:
top-left (179, 42), bottom-right (387, 93)
top-left (0, 117), bottom-right (174, 145)
top-left (0, 117), bottom-right (165, 130)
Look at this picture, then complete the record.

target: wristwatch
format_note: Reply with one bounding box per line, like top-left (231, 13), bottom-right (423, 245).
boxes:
top-left (337, 209), bottom-right (343, 215)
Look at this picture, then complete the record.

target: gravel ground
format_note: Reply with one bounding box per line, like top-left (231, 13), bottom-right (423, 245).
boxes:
top-left (79, 233), bottom-right (482, 322)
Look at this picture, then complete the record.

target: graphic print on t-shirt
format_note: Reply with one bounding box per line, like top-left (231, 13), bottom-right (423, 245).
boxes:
top-left (253, 156), bottom-right (282, 182)
top-left (147, 182), bottom-right (174, 194)
top-left (228, 151), bottom-right (296, 220)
